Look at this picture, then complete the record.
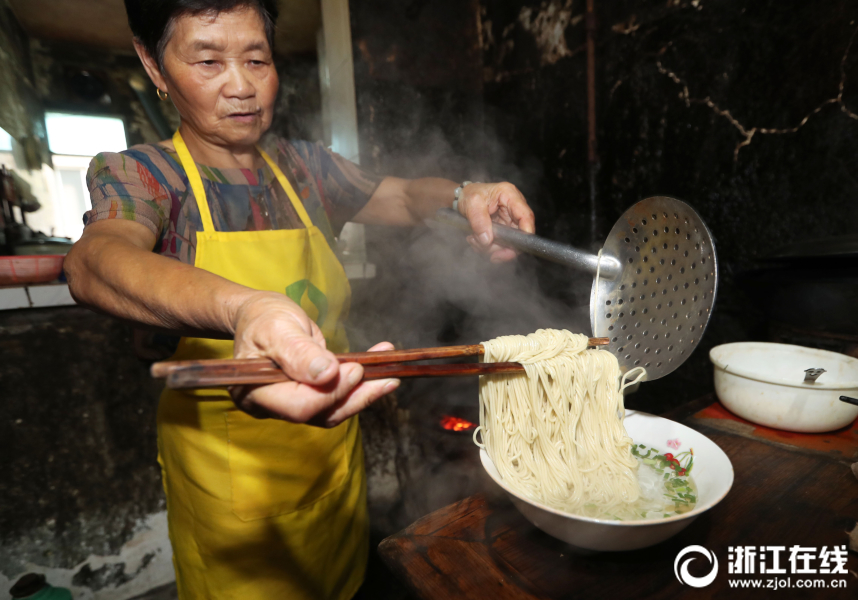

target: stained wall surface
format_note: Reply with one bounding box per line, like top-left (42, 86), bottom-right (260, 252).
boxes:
top-left (482, 0), bottom-right (858, 410)
top-left (0, 307), bottom-right (175, 598)
top-left (351, 0), bottom-right (858, 414)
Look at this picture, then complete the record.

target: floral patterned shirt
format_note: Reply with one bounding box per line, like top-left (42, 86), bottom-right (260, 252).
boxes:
top-left (84, 137), bottom-right (383, 265)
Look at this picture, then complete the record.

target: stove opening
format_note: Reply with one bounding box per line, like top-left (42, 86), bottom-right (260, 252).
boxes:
top-left (439, 414), bottom-right (476, 433)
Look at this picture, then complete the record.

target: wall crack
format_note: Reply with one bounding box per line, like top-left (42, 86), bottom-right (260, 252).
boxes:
top-left (656, 25), bottom-right (858, 160)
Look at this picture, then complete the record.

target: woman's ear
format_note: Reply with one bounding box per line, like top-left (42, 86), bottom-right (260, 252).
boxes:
top-left (133, 39), bottom-right (168, 94)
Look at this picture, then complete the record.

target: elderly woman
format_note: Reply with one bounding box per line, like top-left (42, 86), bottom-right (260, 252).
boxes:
top-left (64, 0), bottom-right (534, 598)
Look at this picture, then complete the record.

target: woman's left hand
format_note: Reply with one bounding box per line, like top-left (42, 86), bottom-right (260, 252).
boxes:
top-left (457, 182), bottom-right (536, 263)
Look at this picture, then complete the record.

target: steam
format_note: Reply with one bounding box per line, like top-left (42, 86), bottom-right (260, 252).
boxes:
top-left (348, 113), bottom-right (591, 355)
top-left (373, 224), bottom-right (590, 346)
top-left (354, 218), bottom-right (594, 533)
top-left (350, 89), bottom-right (594, 534)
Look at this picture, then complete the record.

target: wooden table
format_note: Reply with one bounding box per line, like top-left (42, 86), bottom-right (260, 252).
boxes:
top-left (379, 395), bottom-right (858, 599)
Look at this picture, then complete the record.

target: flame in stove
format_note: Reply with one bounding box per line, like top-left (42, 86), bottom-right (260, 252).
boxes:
top-left (439, 415), bottom-right (476, 432)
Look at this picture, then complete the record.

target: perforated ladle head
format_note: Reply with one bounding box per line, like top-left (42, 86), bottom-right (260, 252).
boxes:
top-left (435, 196), bottom-right (718, 380)
top-left (590, 197), bottom-right (718, 379)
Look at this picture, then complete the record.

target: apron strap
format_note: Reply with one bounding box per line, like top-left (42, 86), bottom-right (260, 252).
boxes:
top-left (173, 130), bottom-right (216, 233)
top-left (258, 147), bottom-right (314, 230)
top-left (173, 130), bottom-right (314, 232)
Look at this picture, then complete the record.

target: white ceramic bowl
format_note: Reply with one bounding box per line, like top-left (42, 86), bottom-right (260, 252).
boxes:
top-left (480, 411), bottom-right (734, 551)
top-left (710, 342), bottom-right (858, 433)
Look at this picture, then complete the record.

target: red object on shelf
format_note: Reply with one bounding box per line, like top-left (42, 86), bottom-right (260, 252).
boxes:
top-left (439, 415), bottom-right (476, 432)
top-left (0, 255), bottom-right (65, 285)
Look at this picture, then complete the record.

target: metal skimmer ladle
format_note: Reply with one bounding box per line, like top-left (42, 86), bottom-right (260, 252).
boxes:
top-left (436, 196), bottom-right (718, 380)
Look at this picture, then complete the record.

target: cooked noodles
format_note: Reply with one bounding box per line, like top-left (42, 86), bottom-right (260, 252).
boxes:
top-left (476, 329), bottom-right (691, 520)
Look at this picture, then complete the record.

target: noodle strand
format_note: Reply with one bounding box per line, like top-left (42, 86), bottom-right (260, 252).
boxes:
top-left (479, 329), bottom-right (641, 516)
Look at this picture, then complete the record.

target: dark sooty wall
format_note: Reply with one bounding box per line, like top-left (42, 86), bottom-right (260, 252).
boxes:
top-left (354, 0), bottom-right (858, 414)
top-left (484, 0), bottom-right (858, 412)
top-left (0, 308), bottom-right (164, 575)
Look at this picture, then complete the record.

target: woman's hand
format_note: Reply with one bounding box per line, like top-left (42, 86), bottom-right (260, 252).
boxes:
top-left (354, 178), bottom-right (536, 263)
top-left (229, 292), bottom-right (399, 426)
top-left (457, 182), bottom-right (535, 263)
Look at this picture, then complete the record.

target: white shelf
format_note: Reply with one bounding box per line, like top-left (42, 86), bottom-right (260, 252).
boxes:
top-left (0, 286), bottom-right (30, 310)
top-left (0, 282), bottom-right (75, 310)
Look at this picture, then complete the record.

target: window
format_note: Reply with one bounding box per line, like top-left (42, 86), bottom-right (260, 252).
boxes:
top-left (0, 127), bottom-right (14, 172)
top-left (51, 155), bottom-right (94, 241)
top-left (0, 126), bottom-right (12, 152)
top-left (43, 113), bottom-right (128, 240)
top-left (45, 113), bottom-right (127, 156)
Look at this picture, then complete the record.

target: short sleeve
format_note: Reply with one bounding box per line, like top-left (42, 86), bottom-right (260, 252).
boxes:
top-left (288, 141), bottom-right (384, 234)
top-left (84, 151), bottom-right (172, 239)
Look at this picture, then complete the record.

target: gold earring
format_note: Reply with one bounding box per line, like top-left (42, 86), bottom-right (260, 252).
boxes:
top-left (156, 88), bottom-right (169, 101)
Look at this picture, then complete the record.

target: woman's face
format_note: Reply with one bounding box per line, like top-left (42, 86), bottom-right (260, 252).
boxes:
top-left (157, 6), bottom-right (278, 147)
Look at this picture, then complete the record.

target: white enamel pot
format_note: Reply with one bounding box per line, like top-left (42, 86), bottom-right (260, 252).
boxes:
top-left (710, 342), bottom-right (858, 433)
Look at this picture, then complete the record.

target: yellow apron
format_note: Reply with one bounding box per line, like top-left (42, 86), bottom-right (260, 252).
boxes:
top-left (156, 130), bottom-right (367, 600)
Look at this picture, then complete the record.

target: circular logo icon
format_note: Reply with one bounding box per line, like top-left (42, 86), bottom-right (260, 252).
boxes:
top-left (674, 545), bottom-right (719, 588)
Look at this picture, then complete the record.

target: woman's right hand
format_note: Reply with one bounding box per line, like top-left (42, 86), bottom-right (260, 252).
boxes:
top-left (228, 292), bottom-right (400, 426)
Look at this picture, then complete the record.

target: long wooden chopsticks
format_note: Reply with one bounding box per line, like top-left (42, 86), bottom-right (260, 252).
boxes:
top-left (165, 361), bottom-right (528, 390)
top-left (152, 337), bottom-right (608, 390)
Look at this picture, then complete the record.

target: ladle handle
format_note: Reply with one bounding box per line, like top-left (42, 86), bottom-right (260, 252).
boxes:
top-left (435, 207), bottom-right (621, 279)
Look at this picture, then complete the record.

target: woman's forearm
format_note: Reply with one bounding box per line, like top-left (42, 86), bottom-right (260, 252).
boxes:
top-left (354, 177), bottom-right (458, 226)
top-left (65, 220), bottom-right (259, 338)
top-left (65, 219), bottom-right (399, 421)
top-left (401, 177), bottom-right (459, 222)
